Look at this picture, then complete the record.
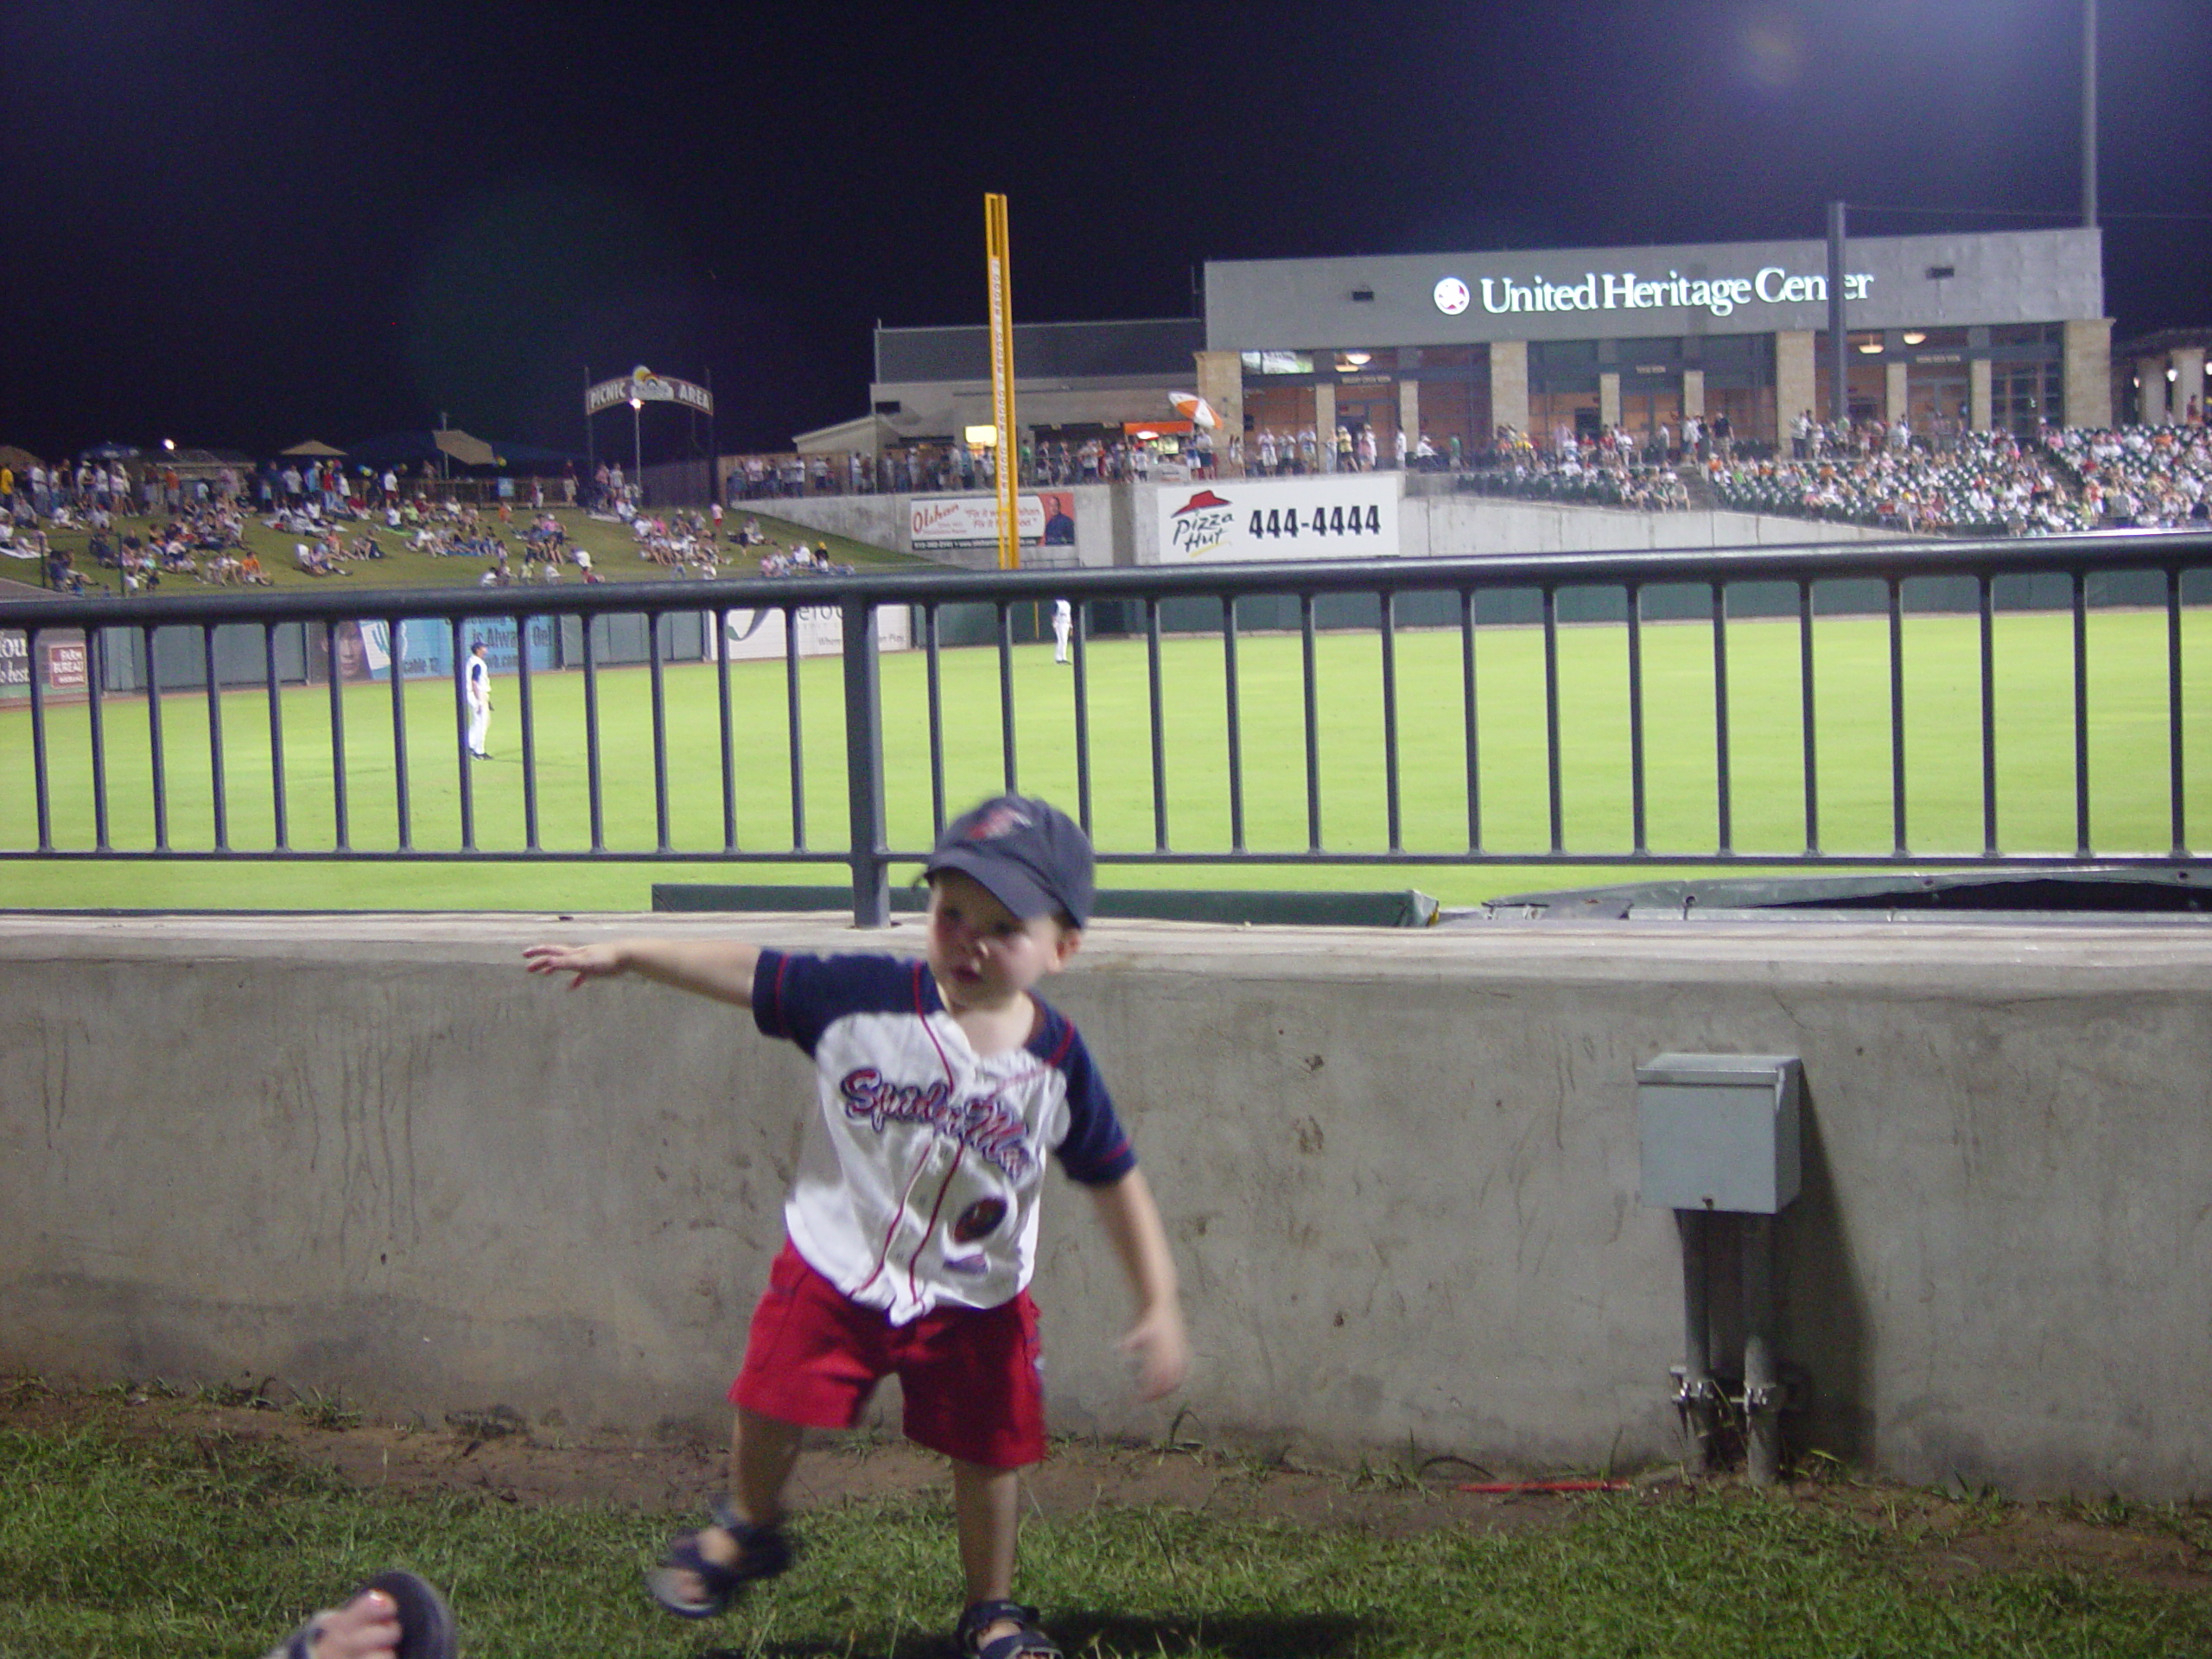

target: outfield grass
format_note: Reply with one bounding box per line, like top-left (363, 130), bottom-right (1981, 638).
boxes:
top-left (2, 604), bottom-right (2207, 912)
top-left (3, 1413), bottom-right (2206, 1659)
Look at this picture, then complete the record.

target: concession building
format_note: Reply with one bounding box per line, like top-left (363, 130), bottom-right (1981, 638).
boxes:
top-left (828, 226), bottom-right (2115, 469)
top-left (1194, 226), bottom-right (2111, 462)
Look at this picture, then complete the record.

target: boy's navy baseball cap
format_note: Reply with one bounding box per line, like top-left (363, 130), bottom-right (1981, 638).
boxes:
top-left (925, 795), bottom-right (1094, 928)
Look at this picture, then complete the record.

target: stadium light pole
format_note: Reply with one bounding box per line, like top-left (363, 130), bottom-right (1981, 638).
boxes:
top-left (628, 395), bottom-right (643, 505)
top-left (2081, 0), bottom-right (2097, 227)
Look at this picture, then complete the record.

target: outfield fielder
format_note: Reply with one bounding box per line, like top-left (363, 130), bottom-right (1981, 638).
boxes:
top-left (1052, 598), bottom-right (1072, 665)
top-left (465, 642), bottom-right (492, 759)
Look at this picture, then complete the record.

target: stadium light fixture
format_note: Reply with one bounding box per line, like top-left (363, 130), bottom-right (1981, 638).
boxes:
top-left (1901, 331), bottom-right (1927, 346)
top-left (162, 437), bottom-right (175, 451)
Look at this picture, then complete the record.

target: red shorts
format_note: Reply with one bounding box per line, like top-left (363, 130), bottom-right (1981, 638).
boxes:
top-left (730, 1240), bottom-right (1047, 1469)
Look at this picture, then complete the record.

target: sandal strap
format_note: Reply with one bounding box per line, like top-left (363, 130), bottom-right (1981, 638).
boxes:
top-left (957, 1599), bottom-right (1059, 1659)
top-left (647, 1503), bottom-right (796, 1620)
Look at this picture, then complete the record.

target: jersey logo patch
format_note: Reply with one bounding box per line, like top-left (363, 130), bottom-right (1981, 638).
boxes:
top-left (836, 1067), bottom-right (1036, 1179)
top-left (952, 1197), bottom-right (1007, 1243)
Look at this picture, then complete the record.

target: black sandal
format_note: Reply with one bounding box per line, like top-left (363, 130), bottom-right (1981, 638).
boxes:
top-left (283, 1572), bottom-right (454, 1659)
top-left (956, 1599), bottom-right (1061, 1659)
top-left (645, 1497), bottom-right (796, 1619)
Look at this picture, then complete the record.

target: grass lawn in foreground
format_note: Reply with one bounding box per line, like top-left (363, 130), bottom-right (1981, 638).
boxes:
top-left (2, 603), bottom-right (2207, 912)
top-left (2, 1396), bottom-right (2206, 1659)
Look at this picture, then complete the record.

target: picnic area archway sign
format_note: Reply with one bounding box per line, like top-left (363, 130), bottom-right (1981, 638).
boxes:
top-left (585, 365), bottom-right (713, 417)
top-left (583, 365), bottom-right (715, 493)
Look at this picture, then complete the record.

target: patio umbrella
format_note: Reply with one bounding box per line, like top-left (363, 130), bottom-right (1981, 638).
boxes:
top-left (1167, 392), bottom-right (1221, 430)
top-left (433, 429), bottom-right (501, 468)
top-left (0, 444), bottom-right (44, 473)
top-left (281, 440), bottom-right (347, 458)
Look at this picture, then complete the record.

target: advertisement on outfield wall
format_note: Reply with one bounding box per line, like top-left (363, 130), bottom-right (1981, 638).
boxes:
top-left (0, 630), bottom-right (88, 698)
top-left (1157, 474), bottom-right (1401, 563)
top-left (910, 493), bottom-right (1077, 551)
top-left (341, 617), bottom-right (562, 683)
top-left (706, 602), bottom-right (912, 663)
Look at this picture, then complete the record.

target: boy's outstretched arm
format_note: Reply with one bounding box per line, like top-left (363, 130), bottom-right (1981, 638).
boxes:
top-left (1088, 1167), bottom-right (1189, 1401)
top-left (523, 938), bottom-right (761, 1006)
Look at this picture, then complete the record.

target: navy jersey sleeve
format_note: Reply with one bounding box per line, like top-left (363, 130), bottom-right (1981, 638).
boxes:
top-left (1039, 1012), bottom-right (1137, 1185)
top-left (752, 950), bottom-right (925, 1055)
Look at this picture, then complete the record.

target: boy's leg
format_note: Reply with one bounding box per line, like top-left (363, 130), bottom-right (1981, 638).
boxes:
top-left (728, 1407), bottom-right (804, 1534)
top-left (950, 1457), bottom-right (1020, 1608)
top-left (952, 1459), bottom-right (1061, 1655)
top-left (650, 1409), bottom-right (804, 1616)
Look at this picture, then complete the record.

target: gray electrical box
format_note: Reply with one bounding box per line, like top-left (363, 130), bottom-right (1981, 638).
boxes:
top-left (1636, 1053), bottom-right (1802, 1213)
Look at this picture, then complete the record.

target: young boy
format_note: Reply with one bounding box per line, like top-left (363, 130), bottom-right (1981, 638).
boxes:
top-left (523, 796), bottom-right (1186, 1659)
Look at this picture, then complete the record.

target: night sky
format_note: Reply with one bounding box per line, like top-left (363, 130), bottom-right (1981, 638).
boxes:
top-left (3, 0), bottom-right (2206, 463)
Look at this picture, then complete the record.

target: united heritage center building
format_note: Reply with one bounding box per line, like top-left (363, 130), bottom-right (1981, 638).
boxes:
top-left (831, 226), bottom-right (2113, 470)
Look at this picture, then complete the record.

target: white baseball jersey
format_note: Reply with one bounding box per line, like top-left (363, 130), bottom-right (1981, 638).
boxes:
top-left (753, 950), bottom-right (1134, 1325)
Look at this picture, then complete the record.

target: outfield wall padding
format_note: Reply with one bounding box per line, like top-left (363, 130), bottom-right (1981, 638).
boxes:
top-left (2, 914), bottom-right (2208, 1497)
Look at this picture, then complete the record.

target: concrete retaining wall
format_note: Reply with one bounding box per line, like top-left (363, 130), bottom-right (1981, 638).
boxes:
top-left (753, 486), bottom-right (1122, 570)
top-left (760, 480), bottom-right (1897, 569)
top-left (1408, 494), bottom-right (1902, 556)
top-left (3, 914), bottom-right (2207, 1497)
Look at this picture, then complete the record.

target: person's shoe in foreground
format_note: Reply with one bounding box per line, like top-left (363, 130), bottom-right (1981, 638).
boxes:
top-left (269, 1572), bottom-right (454, 1659)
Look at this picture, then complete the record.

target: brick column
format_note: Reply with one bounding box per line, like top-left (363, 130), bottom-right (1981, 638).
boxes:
top-left (1487, 340), bottom-right (1529, 441)
top-left (1885, 360), bottom-right (1909, 424)
top-left (1775, 331), bottom-right (1815, 448)
top-left (2063, 318), bottom-right (2113, 428)
top-left (1599, 372), bottom-right (1621, 429)
top-left (1397, 378), bottom-right (1420, 465)
top-left (1681, 368), bottom-right (1705, 419)
top-left (2171, 347), bottom-right (2206, 424)
top-left (2136, 357), bottom-right (2167, 424)
top-left (1194, 350), bottom-right (1246, 474)
top-left (1968, 359), bottom-right (1993, 432)
top-left (1313, 383), bottom-right (1337, 471)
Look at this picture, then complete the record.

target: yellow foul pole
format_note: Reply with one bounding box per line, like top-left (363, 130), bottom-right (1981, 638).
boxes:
top-left (985, 193), bottom-right (1019, 570)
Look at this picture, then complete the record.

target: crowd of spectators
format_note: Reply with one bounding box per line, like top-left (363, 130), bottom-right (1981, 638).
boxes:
top-left (2044, 426), bottom-right (2212, 529)
top-left (1710, 429), bottom-right (2093, 535)
top-left (723, 435), bottom-right (1224, 500)
top-left (1463, 425), bottom-right (1695, 511)
top-left (628, 509), bottom-right (723, 572)
top-left (1467, 419), bottom-right (2211, 537)
top-left (755, 540), bottom-right (856, 577)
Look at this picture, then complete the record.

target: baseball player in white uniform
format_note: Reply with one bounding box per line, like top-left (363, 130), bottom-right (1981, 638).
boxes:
top-left (1052, 598), bottom-right (1072, 664)
top-left (464, 642), bottom-right (492, 759)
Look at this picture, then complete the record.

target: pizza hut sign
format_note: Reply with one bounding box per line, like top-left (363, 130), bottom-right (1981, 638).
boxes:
top-left (1158, 475), bottom-right (1401, 563)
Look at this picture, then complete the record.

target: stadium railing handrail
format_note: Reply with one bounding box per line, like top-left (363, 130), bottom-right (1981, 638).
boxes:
top-left (4, 529), bottom-right (2211, 922)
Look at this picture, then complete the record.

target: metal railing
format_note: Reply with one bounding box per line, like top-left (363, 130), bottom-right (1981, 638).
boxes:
top-left (3, 531), bottom-right (2209, 921)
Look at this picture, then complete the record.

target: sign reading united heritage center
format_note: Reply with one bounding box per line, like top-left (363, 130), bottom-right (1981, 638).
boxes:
top-left (1200, 229), bottom-right (2103, 348)
top-left (1461, 266), bottom-right (1872, 320)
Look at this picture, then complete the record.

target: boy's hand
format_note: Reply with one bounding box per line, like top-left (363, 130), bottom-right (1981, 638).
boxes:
top-left (523, 941), bottom-right (626, 988)
top-left (1117, 1301), bottom-right (1190, 1401)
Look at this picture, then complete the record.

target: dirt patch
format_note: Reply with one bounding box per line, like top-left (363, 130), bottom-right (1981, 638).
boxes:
top-left (5, 1375), bottom-right (2206, 1586)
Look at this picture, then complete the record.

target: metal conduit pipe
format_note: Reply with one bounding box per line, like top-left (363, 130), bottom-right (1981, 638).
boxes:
top-left (1674, 1209), bottom-right (1722, 1472)
top-left (1741, 1212), bottom-right (1783, 1486)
